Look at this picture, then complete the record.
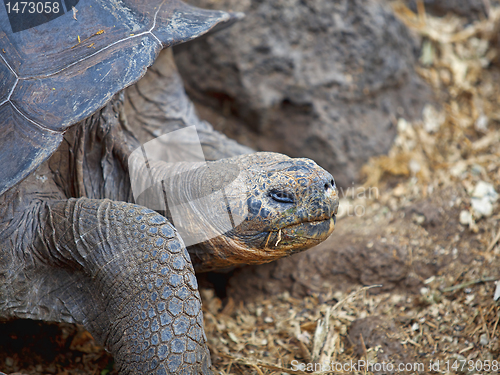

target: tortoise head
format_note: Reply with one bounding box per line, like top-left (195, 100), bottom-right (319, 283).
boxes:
top-left (187, 152), bottom-right (339, 272)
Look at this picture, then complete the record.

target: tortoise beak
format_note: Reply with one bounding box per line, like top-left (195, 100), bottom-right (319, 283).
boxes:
top-left (327, 185), bottom-right (339, 221)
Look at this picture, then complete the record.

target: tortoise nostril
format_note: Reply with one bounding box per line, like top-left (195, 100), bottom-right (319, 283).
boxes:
top-left (324, 179), bottom-right (335, 191)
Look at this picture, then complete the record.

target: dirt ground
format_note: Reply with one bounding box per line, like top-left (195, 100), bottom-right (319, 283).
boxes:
top-left (1, 2), bottom-right (500, 374)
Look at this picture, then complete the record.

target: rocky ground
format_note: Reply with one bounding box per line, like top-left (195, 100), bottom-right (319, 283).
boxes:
top-left (1, 2), bottom-right (500, 374)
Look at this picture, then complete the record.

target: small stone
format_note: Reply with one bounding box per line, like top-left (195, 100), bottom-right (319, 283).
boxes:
top-left (393, 184), bottom-right (406, 197)
top-left (397, 117), bottom-right (409, 132)
top-left (409, 159), bottom-right (421, 175)
top-left (423, 104), bottom-right (445, 133)
top-left (479, 333), bottom-right (489, 346)
top-left (471, 197), bottom-right (494, 218)
top-left (471, 164), bottom-right (483, 176)
top-left (412, 213), bottom-right (425, 225)
top-left (411, 322), bottom-right (419, 331)
top-left (450, 161), bottom-right (467, 177)
top-left (494, 281), bottom-right (500, 302)
top-left (264, 316), bottom-right (274, 323)
top-left (465, 295), bottom-right (475, 305)
top-left (475, 114), bottom-right (488, 132)
top-left (459, 210), bottom-right (472, 225)
top-left (472, 181), bottom-right (498, 200)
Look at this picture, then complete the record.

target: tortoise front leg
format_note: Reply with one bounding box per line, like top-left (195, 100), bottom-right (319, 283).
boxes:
top-left (5, 198), bottom-right (211, 375)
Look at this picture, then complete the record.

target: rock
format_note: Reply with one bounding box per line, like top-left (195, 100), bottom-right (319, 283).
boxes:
top-left (175, 0), bottom-right (433, 188)
top-left (471, 181), bottom-right (498, 218)
top-left (479, 333), bottom-right (489, 346)
top-left (459, 210), bottom-right (473, 225)
top-left (475, 115), bottom-right (489, 133)
top-left (422, 104), bottom-right (445, 133)
top-left (450, 161), bottom-right (467, 177)
top-left (472, 181), bottom-right (498, 200)
top-left (472, 197), bottom-right (494, 218)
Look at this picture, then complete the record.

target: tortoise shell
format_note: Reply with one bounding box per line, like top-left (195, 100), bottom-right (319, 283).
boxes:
top-left (0, 0), bottom-right (239, 196)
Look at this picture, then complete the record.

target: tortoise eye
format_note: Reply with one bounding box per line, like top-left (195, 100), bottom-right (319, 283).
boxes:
top-left (269, 190), bottom-right (294, 204)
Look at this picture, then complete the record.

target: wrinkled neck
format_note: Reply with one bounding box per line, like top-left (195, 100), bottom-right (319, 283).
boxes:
top-left (129, 155), bottom-right (248, 247)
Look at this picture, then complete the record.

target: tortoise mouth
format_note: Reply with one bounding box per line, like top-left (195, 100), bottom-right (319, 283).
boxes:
top-left (195, 215), bottom-right (337, 271)
top-left (264, 216), bottom-right (336, 250)
top-left (282, 215), bottom-right (335, 238)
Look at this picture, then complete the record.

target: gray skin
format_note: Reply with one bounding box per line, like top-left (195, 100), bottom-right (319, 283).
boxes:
top-left (0, 50), bottom-right (338, 374)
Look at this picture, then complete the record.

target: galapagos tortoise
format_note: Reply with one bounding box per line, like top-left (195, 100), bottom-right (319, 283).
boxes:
top-left (0, 1), bottom-right (339, 373)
